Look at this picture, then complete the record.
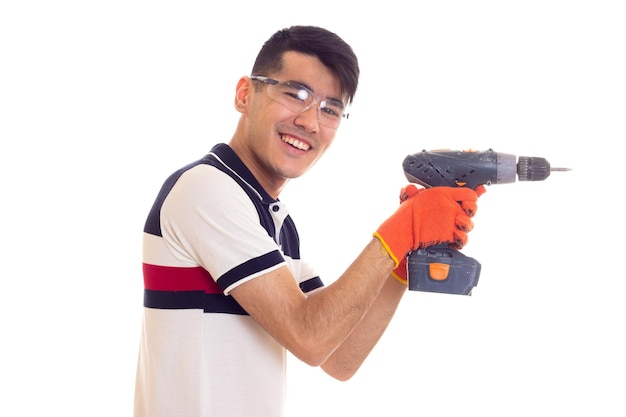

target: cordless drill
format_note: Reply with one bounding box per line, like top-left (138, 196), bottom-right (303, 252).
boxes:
top-left (403, 149), bottom-right (570, 295)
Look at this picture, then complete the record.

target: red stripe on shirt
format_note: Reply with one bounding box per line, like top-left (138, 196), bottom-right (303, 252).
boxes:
top-left (143, 263), bottom-right (222, 294)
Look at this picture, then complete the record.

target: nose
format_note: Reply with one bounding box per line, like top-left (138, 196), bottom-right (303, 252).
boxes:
top-left (294, 103), bottom-right (320, 132)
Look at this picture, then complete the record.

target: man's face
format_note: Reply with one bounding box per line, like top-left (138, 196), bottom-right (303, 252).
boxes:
top-left (234, 51), bottom-right (345, 193)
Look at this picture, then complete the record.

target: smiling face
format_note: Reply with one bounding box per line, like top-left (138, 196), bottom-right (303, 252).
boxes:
top-left (229, 51), bottom-right (345, 198)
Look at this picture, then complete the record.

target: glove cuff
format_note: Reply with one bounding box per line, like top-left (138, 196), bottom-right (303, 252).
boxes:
top-left (391, 256), bottom-right (409, 284)
top-left (391, 269), bottom-right (408, 285)
top-left (373, 232), bottom-right (401, 268)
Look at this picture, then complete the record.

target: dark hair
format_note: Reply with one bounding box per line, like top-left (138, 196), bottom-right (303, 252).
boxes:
top-left (251, 26), bottom-right (360, 104)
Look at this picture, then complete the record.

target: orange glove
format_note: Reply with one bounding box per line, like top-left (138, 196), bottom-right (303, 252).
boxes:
top-left (390, 184), bottom-right (486, 284)
top-left (391, 257), bottom-right (409, 284)
top-left (390, 185), bottom-right (421, 284)
top-left (374, 185), bottom-right (479, 273)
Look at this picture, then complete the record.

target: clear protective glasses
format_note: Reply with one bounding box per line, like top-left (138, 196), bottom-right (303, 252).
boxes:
top-left (251, 75), bottom-right (349, 128)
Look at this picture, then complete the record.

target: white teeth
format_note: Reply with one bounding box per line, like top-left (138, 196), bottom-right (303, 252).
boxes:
top-left (281, 135), bottom-right (310, 151)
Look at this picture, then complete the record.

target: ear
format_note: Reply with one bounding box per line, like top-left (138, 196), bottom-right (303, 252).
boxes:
top-left (234, 76), bottom-right (252, 113)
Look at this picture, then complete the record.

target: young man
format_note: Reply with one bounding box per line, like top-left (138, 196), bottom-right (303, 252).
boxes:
top-left (134, 25), bottom-right (479, 417)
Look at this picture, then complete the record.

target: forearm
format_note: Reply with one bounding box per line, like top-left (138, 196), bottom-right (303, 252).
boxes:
top-left (320, 274), bottom-right (406, 381)
top-left (231, 238), bottom-right (399, 368)
top-left (299, 238), bottom-right (395, 364)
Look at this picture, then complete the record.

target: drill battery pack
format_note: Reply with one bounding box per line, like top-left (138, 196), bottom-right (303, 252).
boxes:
top-left (407, 245), bottom-right (481, 295)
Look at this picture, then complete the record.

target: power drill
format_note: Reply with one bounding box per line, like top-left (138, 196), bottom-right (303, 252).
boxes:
top-left (403, 149), bottom-right (570, 295)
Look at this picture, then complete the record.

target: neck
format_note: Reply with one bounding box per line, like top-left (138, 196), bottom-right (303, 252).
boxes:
top-left (228, 139), bottom-right (288, 201)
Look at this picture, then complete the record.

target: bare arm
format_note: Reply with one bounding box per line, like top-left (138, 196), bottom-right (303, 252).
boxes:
top-left (320, 274), bottom-right (406, 380)
top-left (229, 237), bottom-right (400, 368)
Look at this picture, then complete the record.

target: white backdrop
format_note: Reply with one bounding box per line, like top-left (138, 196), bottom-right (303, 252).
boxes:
top-left (1, 1), bottom-right (624, 416)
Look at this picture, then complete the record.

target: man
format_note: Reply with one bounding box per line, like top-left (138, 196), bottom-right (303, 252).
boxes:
top-left (134, 25), bottom-right (479, 417)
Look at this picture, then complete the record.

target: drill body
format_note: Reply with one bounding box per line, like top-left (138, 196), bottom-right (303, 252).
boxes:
top-left (402, 149), bottom-right (565, 295)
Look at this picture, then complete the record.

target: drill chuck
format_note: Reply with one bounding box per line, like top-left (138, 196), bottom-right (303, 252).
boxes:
top-left (517, 156), bottom-right (552, 181)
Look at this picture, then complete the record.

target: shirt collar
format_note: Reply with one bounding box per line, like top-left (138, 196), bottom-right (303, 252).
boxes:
top-left (208, 143), bottom-right (277, 205)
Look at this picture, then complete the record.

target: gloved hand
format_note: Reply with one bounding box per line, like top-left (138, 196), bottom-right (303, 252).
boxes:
top-left (390, 185), bottom-right (420, 284)
top-left (390, 184), bottom-right (486, 284)
top-left (374, 185), bottom-right (479, 273)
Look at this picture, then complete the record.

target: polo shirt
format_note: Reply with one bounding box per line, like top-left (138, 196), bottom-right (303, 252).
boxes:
top-left (134, 143), bottom-right (324, 417)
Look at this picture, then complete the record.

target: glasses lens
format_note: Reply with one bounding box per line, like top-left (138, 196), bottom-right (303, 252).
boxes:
top-left (269, 82), bottom-right (312, 112)
top-left (267, 82), bottom-right (346, 128)
top-left (318, 100), bottom-right (346, 127)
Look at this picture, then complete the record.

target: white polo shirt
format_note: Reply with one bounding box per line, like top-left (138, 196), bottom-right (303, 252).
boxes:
top-left (134, 143), bottom-right (323, 417)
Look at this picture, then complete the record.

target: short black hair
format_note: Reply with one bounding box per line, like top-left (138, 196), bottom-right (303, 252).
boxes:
top-left (251, 26), bottom-right (360, 104)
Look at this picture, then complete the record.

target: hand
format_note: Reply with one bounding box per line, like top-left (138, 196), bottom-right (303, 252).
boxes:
top-left (391, 184), bottom-right (485, 284)
top-left (374, 186), bottom-right (479, 269)
top-left (391, 185), bottom-right (419, 284)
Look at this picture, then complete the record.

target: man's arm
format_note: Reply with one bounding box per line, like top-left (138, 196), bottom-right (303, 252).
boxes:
top-left (230, 186), bottom-right (478, 375)
top-left (230, 237), bottom-right (397, 368)
top-left (320, 274), bottom-right (406, 380)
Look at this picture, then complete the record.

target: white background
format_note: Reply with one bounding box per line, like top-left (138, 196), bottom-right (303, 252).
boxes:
top-left (1, 1), bottom-right (625, 416)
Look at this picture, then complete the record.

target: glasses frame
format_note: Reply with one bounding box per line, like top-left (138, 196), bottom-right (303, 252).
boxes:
top-left (250, 75), bottom-right (349, 128)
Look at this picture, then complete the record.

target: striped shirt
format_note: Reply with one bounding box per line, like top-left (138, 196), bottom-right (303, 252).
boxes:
top-left (134, 143), bottom-right (323, 417)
